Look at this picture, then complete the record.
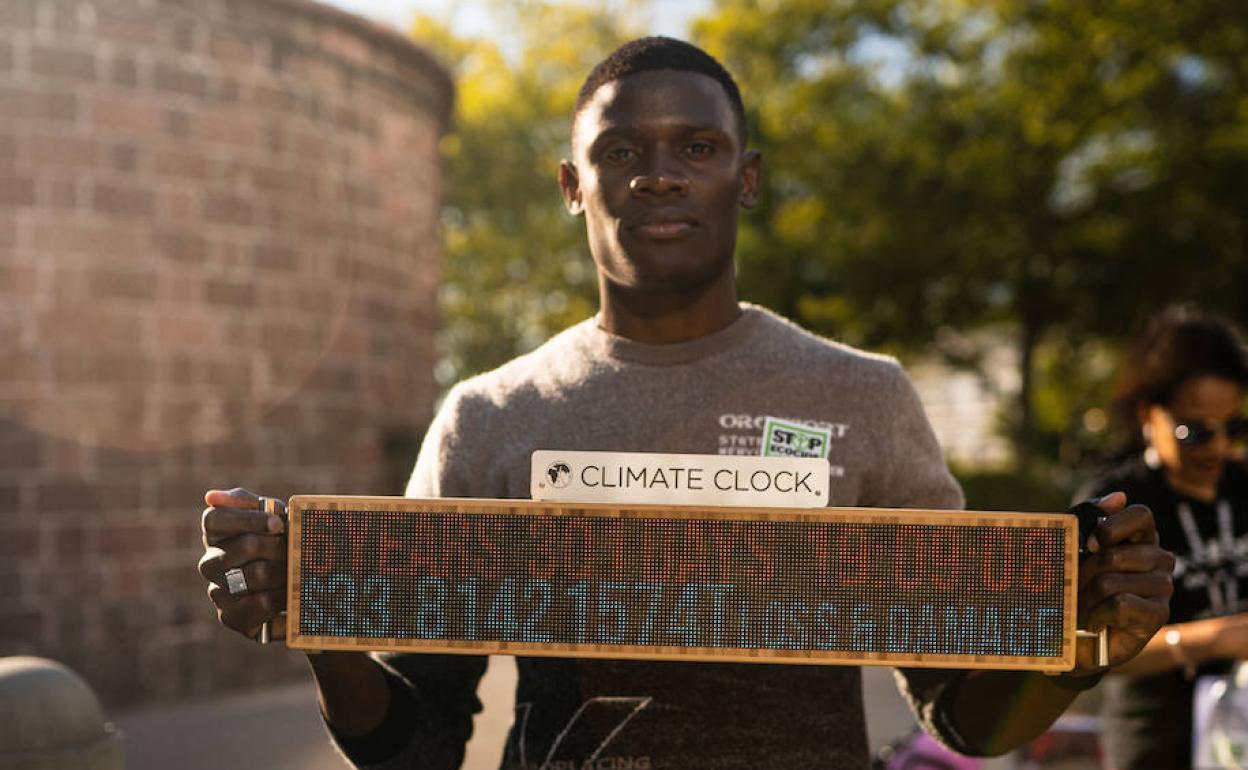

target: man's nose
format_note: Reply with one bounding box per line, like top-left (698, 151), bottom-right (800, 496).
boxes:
top-left (630, 165), bottom-right (689, 197)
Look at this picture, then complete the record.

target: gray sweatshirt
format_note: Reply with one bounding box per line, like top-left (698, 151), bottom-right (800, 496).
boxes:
top-left (332, 304), bottom-right (969, 770)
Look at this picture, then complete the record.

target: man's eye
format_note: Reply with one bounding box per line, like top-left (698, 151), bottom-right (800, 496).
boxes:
top-left (604, 147), bottom-right (635, 163)
top-left (686, 141), bottom-right (714, 156)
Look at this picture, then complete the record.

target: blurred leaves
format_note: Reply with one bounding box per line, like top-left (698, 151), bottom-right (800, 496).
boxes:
top-left (412, 3), bottom-right (647, 386)
top-left (694, 0), bottom-right (1248, 465)
top-left (414, 0), bottom-right (1248, 467)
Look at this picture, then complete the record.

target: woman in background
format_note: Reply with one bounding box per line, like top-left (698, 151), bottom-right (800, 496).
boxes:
top-left (1079, 309), bottom-right (1248, 769)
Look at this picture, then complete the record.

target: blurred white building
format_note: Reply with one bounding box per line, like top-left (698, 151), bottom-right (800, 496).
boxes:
top-left (908, 331), bottom-right (1019, 470)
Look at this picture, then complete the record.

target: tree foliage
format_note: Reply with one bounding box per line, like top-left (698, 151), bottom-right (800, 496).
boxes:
top-left (694, 0), bottom-right (1248, 465)
top-left (412, 3), bottom-right (647, 386)
top-left (416, 0), bottom-right (1248, 467)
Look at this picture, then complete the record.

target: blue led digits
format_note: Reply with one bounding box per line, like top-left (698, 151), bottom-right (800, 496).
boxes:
top-left (298, 510), bottom-right (1068, 659)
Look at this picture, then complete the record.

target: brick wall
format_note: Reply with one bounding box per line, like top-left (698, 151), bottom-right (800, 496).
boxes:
top-left (0, 0), bottom-right (452, 707)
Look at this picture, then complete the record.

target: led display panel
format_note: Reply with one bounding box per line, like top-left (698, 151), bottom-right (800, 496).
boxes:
top-left (287, 496), bottom-right (1079, 671)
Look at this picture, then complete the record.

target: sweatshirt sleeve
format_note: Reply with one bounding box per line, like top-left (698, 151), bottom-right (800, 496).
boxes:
top-left (323, 385), bottom-right (491, 769)
top-left (407, 383), bottom-right (477, 498)
top-left (890, 667), bottom-right (977, 755)
top-left (327, 653), bottom-right (489, 770)
top-left (861, 362), bottom-right (965, 510)
top-left (406, 381), bottom-right (512, 499)
top-left (865, 364), bottom-right (976, 752)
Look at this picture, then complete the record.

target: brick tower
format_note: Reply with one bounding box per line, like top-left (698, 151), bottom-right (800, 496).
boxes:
top-left (0, 0), bottom-right (452, 706)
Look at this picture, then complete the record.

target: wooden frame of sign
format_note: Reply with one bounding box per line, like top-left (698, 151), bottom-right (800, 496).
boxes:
top-left (286, 495), bottom-right (1079, 672)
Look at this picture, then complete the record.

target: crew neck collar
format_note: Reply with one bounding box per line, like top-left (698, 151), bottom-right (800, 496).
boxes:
top-left (587, 304), bottom-right (765, 366)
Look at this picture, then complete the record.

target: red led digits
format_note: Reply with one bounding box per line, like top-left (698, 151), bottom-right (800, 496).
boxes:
top-left (296, 507), bottom-right (1068, 662)
top-left (1021, 529), bottom-right (1058, 594)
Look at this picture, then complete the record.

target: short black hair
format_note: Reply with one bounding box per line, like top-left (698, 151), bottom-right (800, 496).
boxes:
top-left (574, 37), bottom-right (748, 147)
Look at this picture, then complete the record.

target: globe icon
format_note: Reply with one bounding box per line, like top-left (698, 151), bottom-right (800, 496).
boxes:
top-left (546, 462), bottom-right (572, 488)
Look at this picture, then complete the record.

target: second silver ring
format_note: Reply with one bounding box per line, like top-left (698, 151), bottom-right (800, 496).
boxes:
top-left (225, 567), bottom-right (249, 595)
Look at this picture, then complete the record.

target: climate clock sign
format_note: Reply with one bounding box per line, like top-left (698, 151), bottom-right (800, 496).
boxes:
top-left (286, 485), bottom-right (1078, 671)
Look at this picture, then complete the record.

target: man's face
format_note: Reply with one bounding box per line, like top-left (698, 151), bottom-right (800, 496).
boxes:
top-left (560, 70), bottom-right (760, 299)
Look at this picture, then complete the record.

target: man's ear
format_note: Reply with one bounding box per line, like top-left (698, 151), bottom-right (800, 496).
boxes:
top-left (559, 160), bottom-right (583, 216)
top-left (739, 150), bottom-right (762, 209)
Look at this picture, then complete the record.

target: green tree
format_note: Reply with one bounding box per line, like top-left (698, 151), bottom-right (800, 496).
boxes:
top-left (417, 0), bottom-right (1248, 470)
top-left (412, 3), bottom-right (647, 387)
top-left (693, 0), bottom-right (1248, 468)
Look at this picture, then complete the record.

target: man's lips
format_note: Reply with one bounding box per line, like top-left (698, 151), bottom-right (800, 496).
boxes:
top-left (635, 221), bottom-right (696, 239)
top-left (629, 213), bottom-right (698, 240)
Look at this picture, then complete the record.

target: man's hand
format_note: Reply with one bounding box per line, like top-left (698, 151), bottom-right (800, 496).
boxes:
top-left (945, 492), bottom-right (1174, 754)
top-left (198, 487), bottom-right (288, 640)
top-left (1074, 491), bottom-right (1175, 673)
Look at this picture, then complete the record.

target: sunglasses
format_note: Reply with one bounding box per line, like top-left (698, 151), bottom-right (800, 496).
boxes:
top-left (1172, 416), bottom-right (1248, 447)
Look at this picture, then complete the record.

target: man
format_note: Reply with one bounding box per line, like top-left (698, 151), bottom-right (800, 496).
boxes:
top-left (199, 37), bottom-right (1174, 769)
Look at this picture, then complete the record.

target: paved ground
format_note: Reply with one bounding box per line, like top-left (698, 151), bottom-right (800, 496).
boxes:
top-left (114, 657), bottom-right (1021, 769)
top-left (115, 656), bottom-right (516, 770)
top-left (115, 678), bottom-right (341, 770)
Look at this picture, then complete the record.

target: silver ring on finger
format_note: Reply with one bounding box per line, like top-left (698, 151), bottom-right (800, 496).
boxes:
top-left (225, 567), bottom-right (249, 595)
